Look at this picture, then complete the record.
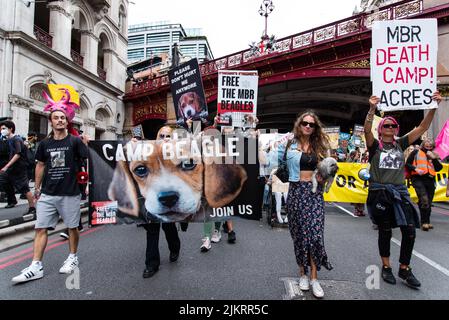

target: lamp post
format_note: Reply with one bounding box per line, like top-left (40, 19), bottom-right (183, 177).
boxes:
top-left (258, 0), bottom-right (274, 41)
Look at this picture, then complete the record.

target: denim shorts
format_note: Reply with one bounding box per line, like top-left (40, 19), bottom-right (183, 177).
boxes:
top-left (35, 194), bottom-right (81, 229)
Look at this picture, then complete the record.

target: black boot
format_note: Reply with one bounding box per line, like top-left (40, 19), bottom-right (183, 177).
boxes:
top-left (398, 267), bottom-right (421, 289)
top-left (381, 266), bottom-right (396, 285)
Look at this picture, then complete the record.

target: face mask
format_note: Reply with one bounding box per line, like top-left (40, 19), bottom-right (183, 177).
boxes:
top-left (1, 129), bottom-right (9, 137)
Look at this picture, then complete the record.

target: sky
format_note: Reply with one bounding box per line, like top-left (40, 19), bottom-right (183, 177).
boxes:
top-left (128, 0), bottom-right (362, 59)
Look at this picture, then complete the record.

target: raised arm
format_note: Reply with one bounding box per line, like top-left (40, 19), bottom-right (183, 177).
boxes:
top-left (406, 92), bottom-right (442, 145)
top-left (364, 96), bottom-right (379, 148)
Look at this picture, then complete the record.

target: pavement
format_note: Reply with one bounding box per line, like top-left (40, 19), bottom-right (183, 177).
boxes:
top-left (0, 202), bottom-right (448, 300)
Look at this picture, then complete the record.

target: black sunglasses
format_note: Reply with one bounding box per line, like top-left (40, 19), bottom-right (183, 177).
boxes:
top-left (300, 121), bottom-right (317, 129)
top-left (159, 134), bottom-right (171, 139)
top-left (382, 124), bottom-right (398, 129)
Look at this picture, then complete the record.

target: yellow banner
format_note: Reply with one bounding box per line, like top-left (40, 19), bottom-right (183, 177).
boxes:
top-left (47, 84), bottom-right (79, 106)
top-left (323, 163), bottom-right (449, 203)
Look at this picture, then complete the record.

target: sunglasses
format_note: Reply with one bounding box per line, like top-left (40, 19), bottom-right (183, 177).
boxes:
top-left (382, 124), bottom-right (398, 129)
top-left (159, 134), bottom-right (171, 139)
top-left (300, 121), bottom-right (317, 129)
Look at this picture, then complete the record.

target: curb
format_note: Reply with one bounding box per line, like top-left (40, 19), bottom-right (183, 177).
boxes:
top-left (0, 202), bottom-right (88, 231)
top-left (0, 207), bottom-right (89, 239)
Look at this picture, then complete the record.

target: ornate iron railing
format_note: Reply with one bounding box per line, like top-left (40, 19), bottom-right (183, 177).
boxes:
top-left (33, 25), bottom-right (52, 49)
top-left (130, 0), bottom-right (423, 95)
top-left (71, 50), bottom-right (84, 67)
top-left (97, 67), bottom-right (107, 81)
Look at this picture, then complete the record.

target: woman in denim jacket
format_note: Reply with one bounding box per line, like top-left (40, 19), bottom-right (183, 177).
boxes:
top-left (279, 111), bottom-right (332, 299)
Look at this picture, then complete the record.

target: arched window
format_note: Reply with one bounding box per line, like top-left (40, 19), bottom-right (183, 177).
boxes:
top-left (97, 33), bottom-right (110, 80)
top-left (33, 1), bottom-right (50, 33)
top-left (71, 10), bottom-right (88, 67)
top-left (29, 83), bottom-right (50, 104)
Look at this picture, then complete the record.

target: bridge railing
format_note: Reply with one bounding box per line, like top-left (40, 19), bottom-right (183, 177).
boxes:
top-left (129, 0), bottom-right (423, 96)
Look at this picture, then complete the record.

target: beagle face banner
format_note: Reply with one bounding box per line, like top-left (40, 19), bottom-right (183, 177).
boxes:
top-left (88, 136), bottom-right (263, 226)
top-left (168, 59), bottom-right (208, 126)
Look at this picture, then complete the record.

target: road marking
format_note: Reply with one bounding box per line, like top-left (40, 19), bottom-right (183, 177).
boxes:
top-left (0, 227), bottom-right (102, 270)
top-left (0, 237), bottom-right (62, 264)
top-left (391, 238), bottom-right (449, 278)
top-left (331, 203), bottom-right (357, 217)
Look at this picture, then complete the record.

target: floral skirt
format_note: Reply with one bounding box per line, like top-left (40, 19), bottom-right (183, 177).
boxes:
top-left (286, 181), bottom-right (333, 274)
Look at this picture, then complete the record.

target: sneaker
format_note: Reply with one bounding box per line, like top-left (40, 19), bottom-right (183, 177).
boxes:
top-left (142, 266), bottom-right (159, 278)
top-left (59, 232), bottom-right (69, 240)
top-left (11, 264), bottom-right (43, 283)
top-left (211, 230), bottom-right (222, 243)
top-left (310, 279), bottom-right (324, 298)
top-left (169, 251), bottom-right (179, 263)
top-left (398, 267), bottom-right (421, 288)
top-left (381, 266), bottom-right (396, 285)
top-left (299, 275), bottom-right (309, 291)
top-left (25, 207), bottom-right (36, 216)
top-left (421, 224), bottom-right (430, 231)
top-left (200, 237), bottom-right (211, 252)
top-left (59, 256), bottom-right (79, 274)
top-left (4, 202), bottom-right (17, 209)
top-left (227, 230), bottom-right (236, 244)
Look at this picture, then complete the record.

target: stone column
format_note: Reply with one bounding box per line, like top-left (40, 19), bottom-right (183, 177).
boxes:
top-left (83, 119), bottom-right (97, 140)
top-left (8, 95), bottom-right (33, 135)
top-left (48, 1), bottom-right (72, 59)
top-left (105, 126), bottom-right (118, 139)
top-left (103, 49), bottom-right (115, 83)
top-left (80, 31), bottom-right (99, 74)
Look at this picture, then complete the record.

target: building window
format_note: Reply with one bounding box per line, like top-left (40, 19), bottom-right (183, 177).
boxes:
top-left (147, 32), bottom-right (170, 44)
top-left (128, 48), bottom-right (145, 61)
top-left (128, 35), bottom-right (145, 46)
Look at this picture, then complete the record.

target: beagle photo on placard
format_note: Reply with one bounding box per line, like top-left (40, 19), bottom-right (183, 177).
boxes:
top-left (107, 139), bottom-right (248, 223)
top-left (177, 91), bottom-right (207, 121)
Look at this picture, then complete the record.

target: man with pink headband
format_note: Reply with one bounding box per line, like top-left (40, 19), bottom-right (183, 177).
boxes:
top-left (364, 91), bottom-right (442, 290)
top-left (12, 89), bottom-right (88, 283)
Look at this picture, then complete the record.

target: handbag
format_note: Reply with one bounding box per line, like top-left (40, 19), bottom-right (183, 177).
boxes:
top-left (274, 140), bottom-right (292, 183)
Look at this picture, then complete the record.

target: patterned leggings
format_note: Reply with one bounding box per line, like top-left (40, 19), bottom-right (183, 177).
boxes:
top-left (286, 181), bottom-right (333, 274)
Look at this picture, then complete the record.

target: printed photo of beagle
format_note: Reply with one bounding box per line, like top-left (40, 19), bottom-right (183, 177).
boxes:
top-left (107, 139), bottom-right (247, 223)
top-left (177, 92), bottom-right (205, 120)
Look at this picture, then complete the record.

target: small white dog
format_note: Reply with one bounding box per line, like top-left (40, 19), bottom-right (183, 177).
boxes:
top-left (312, 157), bottom-right (339, 193)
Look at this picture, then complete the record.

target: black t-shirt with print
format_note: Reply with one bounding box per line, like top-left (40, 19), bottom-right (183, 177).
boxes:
top-left (368, 135), bottom-right (409, 185)
top-left (35, 135), bottom-right (88, 196)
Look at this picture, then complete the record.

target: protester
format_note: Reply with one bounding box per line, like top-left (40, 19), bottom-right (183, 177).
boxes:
top-left (0, 129), bottom-right (17, 207)
top-left (269, 167), bottom-right (289, 224)
top-left (406, 139), bottom-right (443, 231)
top-left (364, 92), bottom-right (442, 289)
top-left (0, 121), bottom-right (36, 216)
top-left (60, 133), bottom-right (90, 240)
top-left (279, 111), bottom-right (333, 299)
top-left (200, 116), bottom-right (237, 251)
top-left (141, 126), bottom-right (181, 278)
top-left (347, 149), bottom-right (365, 216)
top-left (12, 97), bottom-right (88, 283)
